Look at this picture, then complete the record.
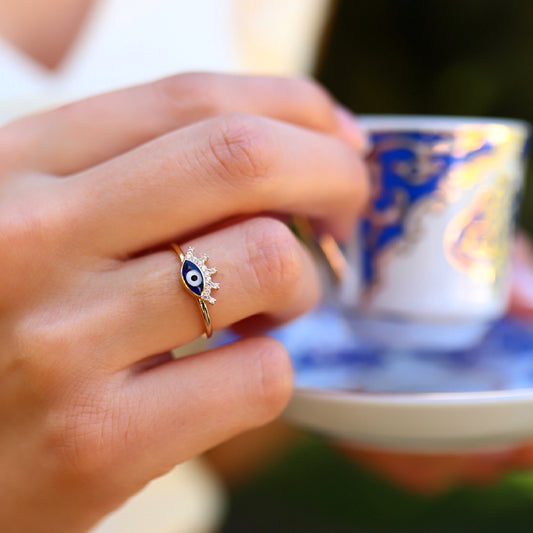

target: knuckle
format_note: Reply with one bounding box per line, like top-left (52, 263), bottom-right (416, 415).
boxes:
top-left (13, 313), bottom-right (74, 373)
top-left (157, 72), bottom-right (221, 120)
top-left (206, 114), bottom-right (277, 184)
top-left (0, 180), bottom-right (68, 254)
top-left (246, 337), bottom-right (292, 421)
top-left (0, 189), bottom-right (80, 308)
top-left (244, 218), bottom-right (303, 300)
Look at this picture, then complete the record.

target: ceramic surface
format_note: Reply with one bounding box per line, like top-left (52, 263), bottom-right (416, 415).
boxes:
top-left (274, 305), bottom-right (533, 450)
top-left (343, 116), bottom-right (529, 349)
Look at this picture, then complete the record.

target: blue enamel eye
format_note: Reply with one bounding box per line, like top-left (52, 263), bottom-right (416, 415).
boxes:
top-left (181, 260), bottom-right (204, 296)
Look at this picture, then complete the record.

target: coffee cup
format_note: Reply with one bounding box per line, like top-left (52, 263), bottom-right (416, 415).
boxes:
top-left (341, 115), bottom-right (530, 350)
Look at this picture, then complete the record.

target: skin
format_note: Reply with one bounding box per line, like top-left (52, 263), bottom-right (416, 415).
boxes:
top-left (0, 72), bottom-right (368, 533)
top-left (0, 0), bottom-right (95, 69)
top-left (2, 3), bottom-right (533, 528)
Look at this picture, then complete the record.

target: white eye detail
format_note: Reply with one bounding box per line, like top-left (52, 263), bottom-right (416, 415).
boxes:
top-left (186, 270), bottom-right (203, 287)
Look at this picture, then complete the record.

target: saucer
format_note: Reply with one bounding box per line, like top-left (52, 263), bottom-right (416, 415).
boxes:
top-left (269, 305), bottom-right (533, 451)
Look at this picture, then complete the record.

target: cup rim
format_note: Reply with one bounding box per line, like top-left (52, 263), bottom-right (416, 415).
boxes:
top-left (358, 114), bottom-right (531, 134)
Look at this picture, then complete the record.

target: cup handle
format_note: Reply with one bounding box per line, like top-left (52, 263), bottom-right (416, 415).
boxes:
top-left (291, 216), bottom-right (349, 284)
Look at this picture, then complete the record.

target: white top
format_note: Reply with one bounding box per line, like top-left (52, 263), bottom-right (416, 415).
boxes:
top-left (0, 0), bottom-right (331, 123)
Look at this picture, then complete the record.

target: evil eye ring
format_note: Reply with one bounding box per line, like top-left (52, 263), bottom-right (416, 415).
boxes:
top-left (171, 243), bottom-right (220, 338)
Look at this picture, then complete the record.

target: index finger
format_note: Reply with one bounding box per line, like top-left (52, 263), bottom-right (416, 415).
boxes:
top-left (1, 73), bottom-right (367, 175)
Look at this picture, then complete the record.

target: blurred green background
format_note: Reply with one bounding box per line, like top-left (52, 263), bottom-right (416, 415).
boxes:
top-left (221, 1), bottom-right (533, 531)
top-left (222, 436), bottom-right (533, 533)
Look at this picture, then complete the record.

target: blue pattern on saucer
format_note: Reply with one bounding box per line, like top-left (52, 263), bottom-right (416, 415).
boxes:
top-left (267, 306), bottom-right (533, 394)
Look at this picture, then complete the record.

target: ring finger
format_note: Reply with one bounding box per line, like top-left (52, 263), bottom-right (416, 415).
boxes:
top-left (100, 216), bottom-right (320, 368)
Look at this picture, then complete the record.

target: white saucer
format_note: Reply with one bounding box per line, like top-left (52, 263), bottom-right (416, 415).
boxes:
top-left (270, 306), bottom-right (533, 451)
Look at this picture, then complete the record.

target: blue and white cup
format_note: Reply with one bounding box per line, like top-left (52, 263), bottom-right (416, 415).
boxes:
top-left (343, 115), bottom-right (530, 349)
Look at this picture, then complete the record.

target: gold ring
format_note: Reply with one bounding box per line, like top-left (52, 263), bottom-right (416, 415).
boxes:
top-left (171, 243), bottom-right (219, 338)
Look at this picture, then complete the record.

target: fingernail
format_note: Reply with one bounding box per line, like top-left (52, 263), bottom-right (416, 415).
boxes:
top-left (335, 105), bottom-right (371, 155)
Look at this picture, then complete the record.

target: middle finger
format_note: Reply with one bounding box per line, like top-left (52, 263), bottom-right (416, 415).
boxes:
top-left (66, 113), bottom-right (368, 257)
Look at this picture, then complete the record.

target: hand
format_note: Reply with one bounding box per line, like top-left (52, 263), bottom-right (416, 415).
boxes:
top-left (0, 73), bottom-right (368, 532)
top-left (342, 233), bottom-right (533, 493)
